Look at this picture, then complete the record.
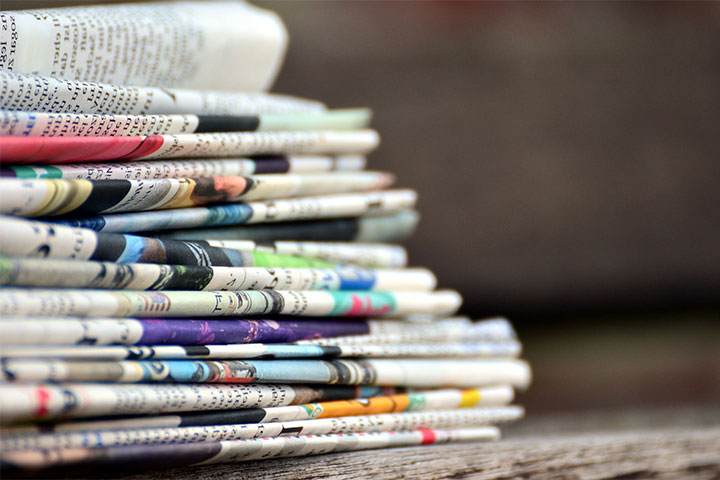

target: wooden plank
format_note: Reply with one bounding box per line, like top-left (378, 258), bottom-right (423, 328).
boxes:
top-left (121, 427), bottom-right (720, 480)
top-left (13, 408), bottom-right (718, 479)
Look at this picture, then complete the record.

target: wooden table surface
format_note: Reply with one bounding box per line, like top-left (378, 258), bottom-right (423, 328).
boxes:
top-left (9, 406), bottom-right (718, 479)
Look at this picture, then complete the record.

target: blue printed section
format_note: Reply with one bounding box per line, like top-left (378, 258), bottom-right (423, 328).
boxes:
top-left (51, 216), bottom-right (106, 230)
top-left (51, 204), bottom-right (254, 233)
top-left (221, 247), bottom-right (249, 267)
top-left (358, 386), bottom-right (385, 397)
top-left (337, 267), bottom-right (376, 290)
top-left (164, 360), bottom-right (211, 382)
top-left (252, 360), bottom-right (333, 383)
top-left (264, 345), bottom-right (326, 358)
top-left (117, 234), bottom-right (146, 263)
top-left (205, 204), bottom-right (254, 227)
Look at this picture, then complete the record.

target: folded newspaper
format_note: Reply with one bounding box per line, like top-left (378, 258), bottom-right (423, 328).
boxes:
top-left (0, 1), bottom-right (532, 475)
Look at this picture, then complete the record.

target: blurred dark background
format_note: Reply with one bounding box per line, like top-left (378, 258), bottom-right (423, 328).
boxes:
top-left (255, 1), bottom-right (720, 414)
top-left (5, 0), bottom-right (720, 414)
top-left (260, 1), bottom-right (720, 316)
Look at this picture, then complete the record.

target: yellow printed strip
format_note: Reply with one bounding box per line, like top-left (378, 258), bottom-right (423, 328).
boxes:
top-left (39, 180), bottom-right (93, 217)
top-left (459, 388), bottom-right (482, 407)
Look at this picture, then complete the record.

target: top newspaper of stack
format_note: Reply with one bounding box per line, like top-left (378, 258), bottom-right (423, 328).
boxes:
top-left (0, 2), bottom-right (381, 165)
top-left (0, 1), bottom-right (288, 91)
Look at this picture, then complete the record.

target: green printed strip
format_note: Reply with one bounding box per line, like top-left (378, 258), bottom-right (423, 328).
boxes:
top-left (407, 393), bottom-right (429, 411)
top-left (0, 255), bottom-right (17, 283)
top-left (7, 166), bottom-right (64, 179)
top-left (329, 291), bottom-right (397, 316)
top-left (259, 108), bottom-right (372, 131)
top-left (250, 251), bottom-right (335, 269)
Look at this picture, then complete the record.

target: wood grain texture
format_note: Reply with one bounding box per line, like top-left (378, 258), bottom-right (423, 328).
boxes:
top-left (22, 407), bottom-right (718, 480)
top-left (64, 426), bottom-right (713, 480)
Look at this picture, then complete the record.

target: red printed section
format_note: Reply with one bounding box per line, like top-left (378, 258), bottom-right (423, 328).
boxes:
top-left (0, 136), bottom-right (164, 164)
top-left (34, 386), bottom-right (51, 418)
top-left (346, 294), bottom-right (392, 317)
top-left (418, 428), bottom-right (437, 444)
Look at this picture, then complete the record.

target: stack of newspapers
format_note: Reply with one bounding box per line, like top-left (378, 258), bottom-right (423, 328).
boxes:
top-left (0, 1), bottom-right (531, 474)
